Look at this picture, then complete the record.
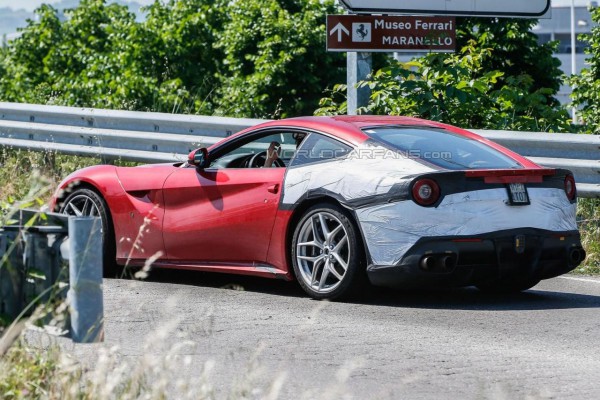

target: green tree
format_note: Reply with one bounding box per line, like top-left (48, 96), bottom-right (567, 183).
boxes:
top-left (141, 0), bottom-right (226, 113)
top-left (457, 17), bottom-right (563, 104)
top-left (0, 4), bottom-right (64, 103)
top-left (0, 0), bottom-right (225, 113)
top-left (0, 0), bottom-right (352, 118)
top-left (213, 0), bottom-right (346, 118)
top-left (50, 0), bottom-right (153, 109)
top-left (569, 6), bottom-right (600, 132)
top-left (317, 41), bottom-right (570, 132)
top-left (0, 1), bottom-right (156, 109)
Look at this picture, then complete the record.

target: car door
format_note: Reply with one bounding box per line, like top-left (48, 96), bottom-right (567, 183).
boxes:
top-left (161, 166), bottom-right (285, 263)
top-left (161, 131), bottom-right (296, 264)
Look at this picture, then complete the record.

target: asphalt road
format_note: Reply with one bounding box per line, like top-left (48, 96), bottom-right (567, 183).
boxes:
top-left (34, 272), bottom-right (600, 399)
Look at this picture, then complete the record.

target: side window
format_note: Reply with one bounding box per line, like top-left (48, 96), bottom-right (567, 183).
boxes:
top-left (208, 131), bottom-right (299, 169)
top-left (290, 134), bottom-right (353, 168)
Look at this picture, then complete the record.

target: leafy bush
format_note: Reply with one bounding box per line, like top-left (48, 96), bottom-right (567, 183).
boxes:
top-left (0, 0), bottom-right (344, 118)
top-left (213, 0), bottom-right (345, 118)
top-left (569, 6), bottom-right (600, 132)
top-left (457, 18), bottom-right (563, 102)
top-left (317, 41), bottom-right (570, 132)
top-left (575, 199), bottom-right (600, 274)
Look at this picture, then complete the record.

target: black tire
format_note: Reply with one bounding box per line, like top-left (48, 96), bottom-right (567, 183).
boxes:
top-left (291, 203), bottom-right (368, 300)
top-left (59, 188), bottom-right (117, 277)
top-left (475, 277), bottom-right (540, 294)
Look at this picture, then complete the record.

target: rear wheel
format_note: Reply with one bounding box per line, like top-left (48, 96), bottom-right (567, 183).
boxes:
top-left (59, 188), bottom-right (116, 277)
top-left (291, 203), bottom-right (367, 300)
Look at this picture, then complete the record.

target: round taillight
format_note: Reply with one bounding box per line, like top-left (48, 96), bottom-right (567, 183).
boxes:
top-left (564, 174), bottom-right (576, 201)
top-left (412, 179), bottom-right (440, 206)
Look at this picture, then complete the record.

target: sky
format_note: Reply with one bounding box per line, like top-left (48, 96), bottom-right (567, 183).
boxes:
top-left (554, 0), bottom-right (598, 5)
top-left (0, 0), bottom-right (153, 11)
top-left (0, 0), bottom-right (595, 12)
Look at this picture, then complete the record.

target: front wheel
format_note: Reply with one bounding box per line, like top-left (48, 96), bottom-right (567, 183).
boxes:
top-left (59, 188), bottom-right (116, 277)
top-left (291, 203), bottom-right (367, 300)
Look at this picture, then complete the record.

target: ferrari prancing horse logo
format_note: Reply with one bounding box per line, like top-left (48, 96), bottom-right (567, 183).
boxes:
top-left (352, 23), bottom-right (372, 42)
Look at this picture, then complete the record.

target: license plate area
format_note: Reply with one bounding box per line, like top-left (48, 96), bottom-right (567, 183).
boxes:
top-left (506, 183), bottom-right (530, 205)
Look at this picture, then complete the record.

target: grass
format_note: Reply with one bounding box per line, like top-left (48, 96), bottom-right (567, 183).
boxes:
top-left (574, 198), bottom-right (600, 274)
top-left (0, 327), bottom-right (239, 400)
top-left (0, 302), bottom-right (313, 400)
top-left (0, 344), bottom-right (62, 399)
top-left (0, 148), bottom-right (100, 208)
top-left (0, 148), bottom-right (138, 213)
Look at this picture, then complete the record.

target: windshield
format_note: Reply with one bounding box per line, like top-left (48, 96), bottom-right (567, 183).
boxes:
top-left (364, 127), bottom-right (522, 170)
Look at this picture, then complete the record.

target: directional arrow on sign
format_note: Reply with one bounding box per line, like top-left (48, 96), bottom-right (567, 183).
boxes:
top-left (329, 22), bottom-right (350, 42)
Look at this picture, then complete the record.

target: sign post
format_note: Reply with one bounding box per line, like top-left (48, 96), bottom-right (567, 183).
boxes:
top-left (347, 52), bottom-right (372, 115)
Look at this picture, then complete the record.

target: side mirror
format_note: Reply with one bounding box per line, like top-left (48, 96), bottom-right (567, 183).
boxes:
top-left (188, 148), bottom-right (210, 168)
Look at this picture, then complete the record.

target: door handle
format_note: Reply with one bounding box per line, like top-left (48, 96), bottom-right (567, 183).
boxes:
top-left (267, 184), bottom-right (280, 194)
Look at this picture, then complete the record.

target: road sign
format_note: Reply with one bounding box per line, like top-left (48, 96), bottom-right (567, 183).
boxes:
top-left (327, 15), bottom-right (455, 53)
top-left (339, 0), bottom-right (550, 18)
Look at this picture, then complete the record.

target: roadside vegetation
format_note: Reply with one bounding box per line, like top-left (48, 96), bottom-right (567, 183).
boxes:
top-left (0, 323), bottom-right (259, 399)
top-left (0, 148), bottom-right (99, 208)
top-left (317, 18), bottom-right (571, 132)
top-left (576, 199), bottom-right (600, 274)
top-left (1, 0), bottom-right (600, 396)
top-left (0, 0), bottom-right (346, 119)
top-left (0, 1), bottom-right (571, 126)
top-left (570, 7), bottom-right (600, 133)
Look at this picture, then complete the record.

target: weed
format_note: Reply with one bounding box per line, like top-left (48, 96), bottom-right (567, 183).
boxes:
top-left (575, 198), bottom-right (600, 274)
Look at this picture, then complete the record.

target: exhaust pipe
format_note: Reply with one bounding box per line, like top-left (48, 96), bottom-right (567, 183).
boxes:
top-left (439, 255), bottom-right (457, 271)
top-left (420, 256), bottom-right (436, 271)
top-left (568, 248), bottom-right (582, 265)
top-left (420, 254), bottom-right (458, 272)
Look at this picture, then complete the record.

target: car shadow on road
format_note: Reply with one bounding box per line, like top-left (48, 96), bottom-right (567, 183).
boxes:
top-left (361, 285), bottom-right (600, 311)
top-left (140, 268), bottom-right (308, 298)
top-left (134, 269), bottom-right (600, 311)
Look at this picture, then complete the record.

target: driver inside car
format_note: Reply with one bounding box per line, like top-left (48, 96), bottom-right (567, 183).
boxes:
top-left (264, 132), bottom-right (307, 167)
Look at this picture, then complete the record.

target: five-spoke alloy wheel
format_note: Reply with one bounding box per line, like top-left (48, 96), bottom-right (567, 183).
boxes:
top-left (61, 192), bottom-right (102, 218)
top-left (59, 188), bottom-right (116, 276)
top-left (292, 203), bottom-right (366, 300)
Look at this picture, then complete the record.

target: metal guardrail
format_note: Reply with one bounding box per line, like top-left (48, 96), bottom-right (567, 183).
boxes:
top-left (0, 102), bottom-right (598, 197)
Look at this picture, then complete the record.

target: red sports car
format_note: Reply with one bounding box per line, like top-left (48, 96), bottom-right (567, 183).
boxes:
top-left (52, 116), bottom-right (585, 299)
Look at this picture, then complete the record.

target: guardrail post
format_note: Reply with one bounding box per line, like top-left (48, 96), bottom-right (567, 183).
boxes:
top-left (67, 217), bottom-right (104, 343)
top-left (22, 227), bottom-right (69, 310)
